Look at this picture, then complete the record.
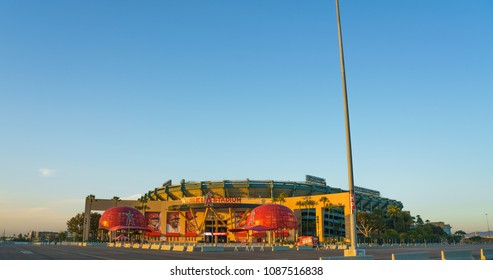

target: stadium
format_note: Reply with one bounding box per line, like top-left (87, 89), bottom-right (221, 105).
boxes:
top-left (83, 175), bottom-right (403, 244)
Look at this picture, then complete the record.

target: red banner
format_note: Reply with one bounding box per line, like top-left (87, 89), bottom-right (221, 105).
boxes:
top-left (166, 212), bottom-right (180, 234)
top-left (145, 212), bottom-right (161, 237)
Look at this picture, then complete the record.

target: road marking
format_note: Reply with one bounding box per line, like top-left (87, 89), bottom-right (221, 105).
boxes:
top-left (21, 250), bottom-right (33, 254)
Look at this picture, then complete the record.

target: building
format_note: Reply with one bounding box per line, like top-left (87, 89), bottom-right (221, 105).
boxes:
top-left (29, 231), bottom-right (60, 243)
top-left (83, 175), bottom-right (403, 243)
top-left (428, 221), bottom-right (452, 235)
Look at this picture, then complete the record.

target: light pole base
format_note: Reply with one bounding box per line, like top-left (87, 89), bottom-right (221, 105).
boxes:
top-left (344, 248), bottom-right (366, 257)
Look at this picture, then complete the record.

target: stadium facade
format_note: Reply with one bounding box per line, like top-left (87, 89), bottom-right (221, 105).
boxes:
top-left (83, 175), bottom-right (402, 243)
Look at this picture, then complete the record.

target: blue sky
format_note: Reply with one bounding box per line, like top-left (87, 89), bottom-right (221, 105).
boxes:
top-left (1, 0), bottom-right (492, 236)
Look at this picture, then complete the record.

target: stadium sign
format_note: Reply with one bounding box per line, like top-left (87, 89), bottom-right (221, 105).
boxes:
top-left (305, 175), bottom-right (326, 186)
top-left (180, 193), bottom-right (242, 206)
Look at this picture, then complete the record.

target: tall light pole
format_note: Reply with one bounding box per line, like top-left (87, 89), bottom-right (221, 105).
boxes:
top-left (335, 0), bottom-right (359, 256)
top-left (486, 213), bottom-right (491, 237)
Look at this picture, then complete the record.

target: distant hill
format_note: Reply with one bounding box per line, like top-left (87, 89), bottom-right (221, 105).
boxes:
top-left (466, 231), bottom-right (492, 238)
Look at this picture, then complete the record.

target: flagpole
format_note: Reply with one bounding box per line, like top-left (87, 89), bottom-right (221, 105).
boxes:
top-left (335, 0), bottom-right (359, 256)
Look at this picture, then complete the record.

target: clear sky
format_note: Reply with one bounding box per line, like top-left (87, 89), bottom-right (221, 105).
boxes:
top-left (1, 0), bottom-right (492, 236)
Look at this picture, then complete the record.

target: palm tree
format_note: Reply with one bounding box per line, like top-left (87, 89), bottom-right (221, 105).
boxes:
top-left (319, 196), bottom-right (329, 208)
top-left (386, 205), bottom-right (401, 230)
top-left (277, 192), bottom-right (287, 205)
top-left (305, 199), bottom-right (317, 236)
top-left (271, 192), bottom-right (287, 205)
top-left (135, 197), bottom-right (150, 214)
top-left (295, 201), bottom-right (305, 235)
top-left (112, 196), bottom-right (121, 207)
top-left (319, 196), bottom-right (333, 240)
top-left (399, 211), bottom-right (414, 232)
top-left (86, 194), bottom-right (96, 210)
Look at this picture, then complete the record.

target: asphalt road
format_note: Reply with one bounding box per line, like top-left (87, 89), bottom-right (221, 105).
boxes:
top-left (1, 243), bottom-right (492, 260)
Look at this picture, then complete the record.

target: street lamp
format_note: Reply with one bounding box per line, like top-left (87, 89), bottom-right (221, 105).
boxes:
top-left (335, 0), bottom-right (359, 256)
top-left (486, 213), bottom-right (491, 238)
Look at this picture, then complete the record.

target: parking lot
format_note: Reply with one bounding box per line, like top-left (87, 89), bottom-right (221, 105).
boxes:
top-left (1, 242), bottom-right (492, 260)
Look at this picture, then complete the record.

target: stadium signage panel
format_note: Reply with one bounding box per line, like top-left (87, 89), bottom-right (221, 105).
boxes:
top-left (305, 175), bottom-right (326, 186)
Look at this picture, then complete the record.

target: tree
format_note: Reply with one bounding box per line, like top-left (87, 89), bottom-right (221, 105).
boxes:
top-left (398, 211), bottom-right (414, 232)
top-left (371, 209), bottom-right (387, 236)
top-left (271, 192), bottom-right (287, 205)
top-left (356, 212), bottom-right (374, 238)
top-left (415, 215), bottom-right (424, 226)
top-left (277, 192), bottom-right (287, 205)
top-left (333, 203), bottom-right (345, 237)
top-left (356, 209), bottom-right (386, 239)
top-left (404, 223), bottom-right (447, 244)
top-left (452, 230), bottom-right (467, 243)
top-left (455, 230), bottom-right (466, 237)
top-left (383, 229), bottom-right (399, 240)
top-left (66, 212), bottom-right (102, 241)
top-left (305, 199), bottom-right (317, 236)
top-left (295, 201), bottom-right (305, 235)
top-left (319, 196), bottom-right (333, 238)
top-left (112, 196), bottom-right (121, 207)
top-left (386, 205), bottom-right (401, 230)
top-left (88, 212), bottom-right (102, 239)
top-left (319, 196), bottom-right (329, 208)
top-left (13, 233), bottom-right (28, 242)
top-left (466, 236), bottom-right (483, 243)
top-left (67, 213), bottom-right (84, 237)
top-left (58, 231), bottom-right (67, 243)
top-left (135, 197), bottom-right (150, 214)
